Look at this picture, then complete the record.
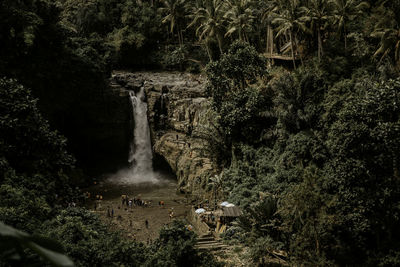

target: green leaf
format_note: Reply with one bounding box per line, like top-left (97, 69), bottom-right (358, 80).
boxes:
top-left (26, 241), bottom-right (74, 267)
top-left (0, 222), bottom-right (74, 267)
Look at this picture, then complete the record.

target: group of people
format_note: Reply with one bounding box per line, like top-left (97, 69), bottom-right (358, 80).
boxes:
top-left (121, 194), bottom-right (152, 208)
top-left (90, 192), bottom-right (177, 228)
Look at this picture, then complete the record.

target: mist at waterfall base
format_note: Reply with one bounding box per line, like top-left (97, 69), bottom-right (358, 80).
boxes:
top-left (107, 87), bottom-right (171, 185)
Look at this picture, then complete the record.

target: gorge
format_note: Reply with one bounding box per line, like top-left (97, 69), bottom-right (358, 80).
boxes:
top-left (84, 72), bottom-right (217, 242)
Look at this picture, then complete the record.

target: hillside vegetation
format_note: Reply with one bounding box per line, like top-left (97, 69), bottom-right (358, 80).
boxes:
top-left (1, 0), bottom-right (400, 266)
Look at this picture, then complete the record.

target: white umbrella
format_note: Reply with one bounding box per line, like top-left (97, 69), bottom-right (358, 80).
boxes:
top-left (225, 203), bottom-right (235, 207)
top-left (195, 208), bottom-right (206, 214)
top-left (220, 201), bottom-right (229, 207)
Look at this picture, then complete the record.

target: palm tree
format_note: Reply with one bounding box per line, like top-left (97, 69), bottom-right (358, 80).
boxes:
top-left (208, 173), bottom-right (225, 209)
top-left (272, 0), bottom-right (306, 68)
top-left (302, 0), bottom-right (332, 62)
top-left (261, 0), bottom-right (279, 56)
top-left (159, 0), bottom-right (187, 47)
top-left (329, 0), bottom-right (369, 51)
top-left (223, 0), bottom-right (256, 42)
top-left (371, 1), bottom-right (400, 67)
top-left (188, 0), bottom-right (226, 60)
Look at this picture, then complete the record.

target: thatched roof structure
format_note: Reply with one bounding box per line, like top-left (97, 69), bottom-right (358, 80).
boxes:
top-left (221, 206), bottom-right (242, 217)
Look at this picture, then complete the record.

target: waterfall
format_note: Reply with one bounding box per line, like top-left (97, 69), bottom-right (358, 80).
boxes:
top-left (128, 87), bottom-right (153, 175)
top-left (108, 86), bottom-right (159, 184)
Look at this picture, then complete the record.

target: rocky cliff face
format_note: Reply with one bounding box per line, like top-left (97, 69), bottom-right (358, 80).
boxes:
top-left (110, 71), bottom-right (216, 193)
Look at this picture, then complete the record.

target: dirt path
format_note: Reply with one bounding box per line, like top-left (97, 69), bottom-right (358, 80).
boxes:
top-left (85, 179), bottom-right (191, 243)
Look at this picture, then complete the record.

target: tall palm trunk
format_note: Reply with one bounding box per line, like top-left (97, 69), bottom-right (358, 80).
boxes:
top-left (270, 26), bottom-right (275, 65)
top-left (180, 29), bottom-right (184, 47)
top-left (295, 35), bottom-right (303, 65)
top-left (205, 41), bottom-right (213, 61)
top-left (243, 32), bottom-right (249, 43)
top-left (177, 25), bottom-right (183, 48)
top-left (216, 33), bottom-right (223, 55)
top-left (269, 26), bottom-right (274, 56)
top-left (290, 31), bottom-right (296, 69)
top-left (317, 26), bottom-right (323, 62)
top-left (265, 25), bottom-right (270, 54)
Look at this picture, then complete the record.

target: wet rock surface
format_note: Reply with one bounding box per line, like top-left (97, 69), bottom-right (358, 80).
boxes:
top-left (109, 71), bottom-right (217, 193)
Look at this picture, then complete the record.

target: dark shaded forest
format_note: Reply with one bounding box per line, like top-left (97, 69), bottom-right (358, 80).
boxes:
top-left (1, 0), bottom-right (400, 266)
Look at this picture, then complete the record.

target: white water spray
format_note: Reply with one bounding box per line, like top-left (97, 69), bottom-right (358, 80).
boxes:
top-left (108, 86), bottom-right (160, 184)
top-left (128, 87), bottom-right (153, 174)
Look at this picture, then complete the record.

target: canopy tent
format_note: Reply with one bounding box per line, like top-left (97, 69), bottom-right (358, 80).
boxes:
top-left (220, 201), bottom-right (229, 207)
top-left (195, 208), bottom-right (206, 214)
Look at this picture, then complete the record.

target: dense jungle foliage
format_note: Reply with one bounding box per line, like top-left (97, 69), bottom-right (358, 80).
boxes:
top-left (1, 0), bottom-right (400, 266)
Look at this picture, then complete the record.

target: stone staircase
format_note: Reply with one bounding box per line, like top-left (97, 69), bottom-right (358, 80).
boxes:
top-left (195, 234), bottom-right (229, 251)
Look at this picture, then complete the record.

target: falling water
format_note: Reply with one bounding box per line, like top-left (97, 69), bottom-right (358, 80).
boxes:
top-left (128, 87), bottom-right (153, 174)
top-left (108, 86), bottom-right (159, 184)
